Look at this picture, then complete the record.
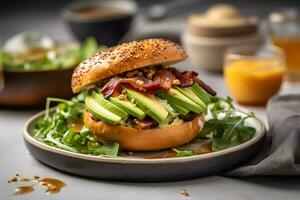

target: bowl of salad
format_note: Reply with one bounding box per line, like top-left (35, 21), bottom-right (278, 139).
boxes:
top-left (0, 32), bottom-right (105, 107)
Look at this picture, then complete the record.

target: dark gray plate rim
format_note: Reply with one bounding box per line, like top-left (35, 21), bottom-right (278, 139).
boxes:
top-left (24, 107), bottom-right (266, 164)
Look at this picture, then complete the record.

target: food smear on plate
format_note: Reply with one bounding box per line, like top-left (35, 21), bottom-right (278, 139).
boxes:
top-left (225, 58), bottom-right (284, 105)
top-left (32, 38), bottom-right (257, 158)
top-left (121, 141), bottom-right (212, 159)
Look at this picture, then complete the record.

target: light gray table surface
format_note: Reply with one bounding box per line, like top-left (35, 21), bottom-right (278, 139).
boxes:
top-left (1, 5), bottom-right (300, 198)
top-left (0, 63), bottom-right (299, 200)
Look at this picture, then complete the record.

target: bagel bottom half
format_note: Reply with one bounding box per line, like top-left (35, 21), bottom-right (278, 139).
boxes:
top-left (83, 110), bottom-right (205, 151)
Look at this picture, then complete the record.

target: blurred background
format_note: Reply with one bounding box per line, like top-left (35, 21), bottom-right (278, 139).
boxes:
top-left (1, 0), bottom-right (300, 41)
top-left (1, 0), bottom-right (300, 107)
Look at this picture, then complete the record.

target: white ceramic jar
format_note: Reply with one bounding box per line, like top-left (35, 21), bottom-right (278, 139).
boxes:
top-left (181, 4), bottom-right (264, 71)
top-left (182, 31), bottom-right (263, 71)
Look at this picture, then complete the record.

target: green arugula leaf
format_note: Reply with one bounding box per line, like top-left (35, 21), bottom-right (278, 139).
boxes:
top-left (33, 92), bottom-right (120, 157)
top-left (62, 129), bottom-right (82, 147)
top-left (173, 149), bottom-right (195, 157)
top-left (212, 133), bottom-right (241, 151)
top-left (201, 96), bottom-right (256, 152)
top-left (236, 125), bottom-right (256, 142)
top-left (45, 130), bottom-right (78, 152)
top-left (95, 142), bottom-right (119, 157)
top-left (199, 122), bottom-right (215, 137)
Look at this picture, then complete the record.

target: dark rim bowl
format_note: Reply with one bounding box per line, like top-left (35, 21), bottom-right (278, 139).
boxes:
top-left (61, 0), bottom-right (137, 23)
top-left (0, 42), bottom-right (80, 108)
top-left (61, 0), bottom-right (137, 46)
top-left (23, 107), bottom-right (266, 182)
top-left (0, 67), bottom-right (74, 108)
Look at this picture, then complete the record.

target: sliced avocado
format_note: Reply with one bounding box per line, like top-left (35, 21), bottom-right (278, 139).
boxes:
top-left (192, 83), bottom-right (211, 105)
top-left (85, 96), bottom-right (121, 125)
top-left (157, 98), bottom-right (177, 117)
top-left (125, 88), bottom-right (168, 124)
top-left (175, 86), bottom-right (207, 114)
top-left (93, 92), bottom-right (128, 120)
top-left (157, 88), bottom-right (205, 113)
top-left (109, 97), bottom-right (146, 120)
top-left (170, 103), bottom-right (189, 116)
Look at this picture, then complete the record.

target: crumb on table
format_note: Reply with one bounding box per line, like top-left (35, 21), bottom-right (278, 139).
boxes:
top-left (180, 189), bottom-right (189, 197)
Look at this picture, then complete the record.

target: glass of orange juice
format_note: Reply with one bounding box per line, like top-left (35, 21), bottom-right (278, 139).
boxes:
top-left (224, 45), bottom-right (285, 106)
top-left (268, 9), bottom-right (300, 83)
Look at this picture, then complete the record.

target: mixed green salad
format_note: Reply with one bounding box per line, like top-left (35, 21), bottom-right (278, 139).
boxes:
top-left (33, 88), bottom-right (256, 158)
top-left (1, 37), bottom-right (105, 71)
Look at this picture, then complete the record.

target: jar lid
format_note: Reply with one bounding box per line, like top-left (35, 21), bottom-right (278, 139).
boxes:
top-left (269, 8), bottom-right (300, 22)
top-left (187, 4), bottom-right (258, 37)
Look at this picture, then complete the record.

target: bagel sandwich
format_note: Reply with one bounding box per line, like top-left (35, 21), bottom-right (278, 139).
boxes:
top-left (72, 38), bottom-right (216, 151)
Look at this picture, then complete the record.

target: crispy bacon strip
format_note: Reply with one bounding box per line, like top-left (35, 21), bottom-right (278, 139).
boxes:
top-left (101, 76), bottom-right (160, 98)
top-left (101, 68), bottom-right (216, 98)
top-left (194, 78), bottom-right (217, 96)
top-left (133, 118), bottom-right (158, 129)
top-left (171, 68), bottom-right (198, 87)
top-left (153, 69), bottom-right (176, 90)
top-left (171, 68), bottom-right (216, 95)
